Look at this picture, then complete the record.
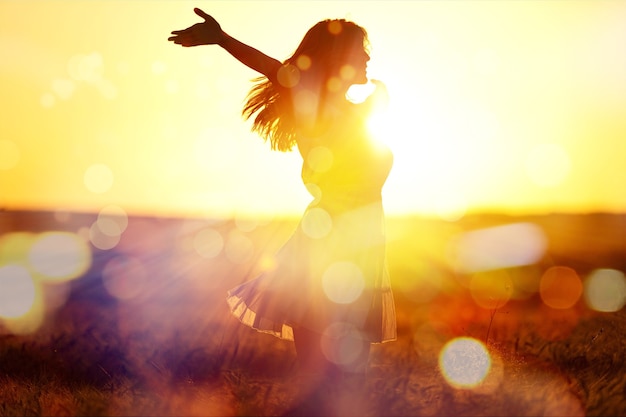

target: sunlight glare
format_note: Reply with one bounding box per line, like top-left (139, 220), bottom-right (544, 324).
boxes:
top-left (301, 207), bottom-right (332, 239)
top-left (296, 55), bottom-right (311, 71)
top-left (439, 337), bottom-right (491, 389)
top-left (193, 228), bottom-right (224, 259)
top-left (469, 270), bottom-right (513, 309)
top-left (539, 266), bottom-right (583, 309)
top-left (96, 78), bottom-right (118, 100)
top-left (584, 268), bottom-right (626, 312)
top-left (346, 82), bottom-right (376, 104)
top-left (40, 93), bottom-right (56, 108)
top-left (151, 60), bottom-right (167, 75)
top-left (0, 139), bottom-right (21, 170)
top-left (294, 89), bottom-right (318, 115)
top-left (433, 192), bottom-right (468, 222)
top-left (84, 163), bottom-right (114, 194)
top-left (472, 48), bottom-right (500, 76)
top-left (235, 216), bottom-right (259, 233)
top-left (28, 232), bottom-right (91, 282)
top-left (51, 78), bottom-right (76, 100)
top-left (53, 209), bottom-right (72, 223)
top-left (277, 64), bottom-right (300, 88)
top-left (97, 205), bottom-right (129, 237)
top-left (89, 221), bottom-right (120, 250)
top-left (321, 322), bottom-right (365, 366)
top-left (322, 261), bottom-right (364, 304)
top-left (102, 255), bottom-right (148, 300)
top-left (473, 349), bottom-right (504, 394)
top-left (306, 146), bottom-right (334, 173)
top-left (0, 265), bottom-right (36, 319)
top-left (525, 143), bottom-right (571, 188)
top-left (165, 79), bottom-right (179, 94)
top-left (68, 52), bottom-right (104, 82)
top-left (339, 64), bottom-right (356, 81)
top-left (447, 223), bottom-right (547, 273)
top-left (397, 260), bottom-right (443, 304)
top-left (224, 230), bottom-right (254, 264)
top-left (0, 233), bottom-right (36, 265)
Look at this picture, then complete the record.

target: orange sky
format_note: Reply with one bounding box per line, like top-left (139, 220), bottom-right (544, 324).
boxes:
top-left (1, 1), bottom-right (625, 219)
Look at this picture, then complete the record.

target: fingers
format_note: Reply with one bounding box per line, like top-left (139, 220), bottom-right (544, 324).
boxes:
top-left (194, 7), bottom-right (210, 20)
top-left (168, 36), bottom-right (193, 46)
top-left (168, 31), bottom-right (189, 45)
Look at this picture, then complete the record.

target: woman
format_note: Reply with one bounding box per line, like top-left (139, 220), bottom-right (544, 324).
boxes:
top-left (169, 7), bottom-right (396, 393)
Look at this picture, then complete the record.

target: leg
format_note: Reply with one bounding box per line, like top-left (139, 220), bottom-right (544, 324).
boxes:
top-left (293, 326), bottom-right (339, 378)
top-left (291, 326), bottom-right (338, 415)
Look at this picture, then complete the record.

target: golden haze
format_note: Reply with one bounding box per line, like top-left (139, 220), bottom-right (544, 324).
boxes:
top-left (1, 1), bottom-right (625, 218)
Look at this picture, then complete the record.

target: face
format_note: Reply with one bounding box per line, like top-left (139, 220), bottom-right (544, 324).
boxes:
top-left (340, 44), bottom-right (370, 85)
top-left (351, 48), bottom-right (370, 84)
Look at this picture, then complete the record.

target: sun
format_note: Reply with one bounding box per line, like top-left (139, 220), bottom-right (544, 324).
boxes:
top-left (354, 77), bottom-right (480, 219)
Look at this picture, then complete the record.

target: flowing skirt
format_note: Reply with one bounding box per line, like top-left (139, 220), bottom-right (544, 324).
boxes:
top-left (226, 200), bottom-right (396, 343)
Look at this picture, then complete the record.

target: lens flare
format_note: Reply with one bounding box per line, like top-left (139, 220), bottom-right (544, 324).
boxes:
top-left (51, 78), bottom-right (76, 100)
top-left (84, 163), bottom-right (114, 194)
top-left (294, 89), bottom-right (318, 115)
top-left (296, 55), bottom-right (311, 71)
top-left (235, 216), bottom-right (258, 233)
top-left (584, 268), bottom-right (626, 312)
top-left (306, 146), bottom-right (334, 173)
top-left (97, 205), bottom-right (128, 236)
top-left (0, 265), bottom-right (36, 319)
top-left (321, 322), bottom-right (365, 366)
top-left (28, 232), bottom-right (91, 282)
top-left (277, 64), bottom-right (300, 88)
top-left (540, 266), bottom-right (582, 309)
top-left (326, 77), bottom-right (342, 92)
top-left (448, 222), bottom-right (547, 273)
top-left (339, 64), bottom-right (356, 81)
top-left (193, 228), bottom-right (224, 259)
top-left (89, 221), bottom-right (120, 250)
top-left (469, 270), bottom-right (513, 309)
top-left (102, 256), bottom-right (147, 300)
top-left (224, 230), bottom-right (254, 264)
top-left (151, 60), bottom-right (167, 75)
top-left (327, 20), bottom-right (343, 35)
top-left (301, 208), bottom-right (332, 239)
top-left (68, 52), bottom-right (104, 82)
top-left (322, 261), bottom-right (364, 304)
top-left (0, 232), bottom-right (36, 264)
top-left (40, 93), bottom-right (55, 108)
top-left (439, 337), bottom-right (491, 389)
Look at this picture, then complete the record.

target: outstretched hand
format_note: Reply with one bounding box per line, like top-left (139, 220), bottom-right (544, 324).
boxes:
top-left (168, 8), bottom-right (224, 47)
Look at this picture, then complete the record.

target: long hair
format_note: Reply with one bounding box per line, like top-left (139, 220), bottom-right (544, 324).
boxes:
top-left (242, 19), bottom-right (369, 152)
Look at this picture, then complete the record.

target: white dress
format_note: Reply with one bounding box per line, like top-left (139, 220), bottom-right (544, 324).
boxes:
top-left (227, 102), bottom-right (396, 343)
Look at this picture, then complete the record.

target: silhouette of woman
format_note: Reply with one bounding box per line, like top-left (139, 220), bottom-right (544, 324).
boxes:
top-left (169, 7), bottom-right (396, 404)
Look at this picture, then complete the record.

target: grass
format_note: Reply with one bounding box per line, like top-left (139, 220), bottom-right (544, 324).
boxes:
top-left (1, 211), bottom-right (625, 415)
top-left (2, 288), bottom-right (623, 415)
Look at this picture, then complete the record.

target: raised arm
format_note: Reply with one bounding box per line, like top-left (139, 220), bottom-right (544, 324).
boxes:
top-left (168, 8), bottom-right (281, 81)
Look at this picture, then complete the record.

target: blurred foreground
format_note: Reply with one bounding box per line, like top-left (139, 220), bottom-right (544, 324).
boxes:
top-left (0, 209), bottom-right (625, 416)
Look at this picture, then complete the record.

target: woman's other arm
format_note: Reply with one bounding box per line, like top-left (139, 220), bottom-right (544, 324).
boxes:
top-left (168, 8), bottom-right (281, 81)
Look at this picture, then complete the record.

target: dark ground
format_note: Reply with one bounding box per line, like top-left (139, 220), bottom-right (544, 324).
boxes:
top-left (0, 209), bottom-right (625, 416)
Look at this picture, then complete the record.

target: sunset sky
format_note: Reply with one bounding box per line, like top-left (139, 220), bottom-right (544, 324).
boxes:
top-left (1, 1), bottom-right (625, 219)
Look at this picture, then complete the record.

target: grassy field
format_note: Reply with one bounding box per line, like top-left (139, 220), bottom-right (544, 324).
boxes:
top-left (1, 210), bottom-right (625, 416)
